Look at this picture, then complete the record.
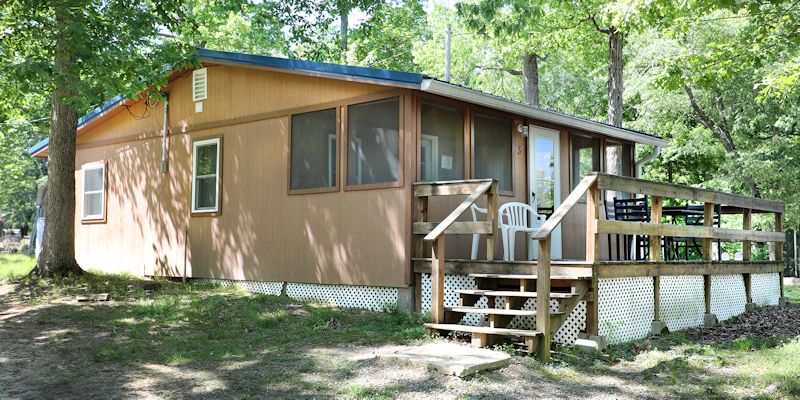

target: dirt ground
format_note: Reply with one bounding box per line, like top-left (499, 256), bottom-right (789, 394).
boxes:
top-left (1, 280), bottom-right (798, 400)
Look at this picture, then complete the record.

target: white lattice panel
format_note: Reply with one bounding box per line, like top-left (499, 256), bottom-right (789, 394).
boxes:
top-left (660, 276), bottom-right (705, 331)
top-left (597, 277), bottom-right (654, 344)
top-left (421, 273), bottom-right (586, 345)
top-left (204, 278), bottom-right (283, 295)
top-left (710, 275), bottom-right (746, 321)
top-left (751, 273), bottom-right (780, 306)
top-left (201, 279), bottom-right (398, 311)
top-left (286, 283), bottom-right (398, 311)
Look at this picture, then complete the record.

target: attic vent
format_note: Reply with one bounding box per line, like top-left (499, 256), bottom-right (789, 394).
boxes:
top-left (192, 68), bottom-right (207, 102)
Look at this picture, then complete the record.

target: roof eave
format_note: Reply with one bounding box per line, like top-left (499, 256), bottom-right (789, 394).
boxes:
top-left (420, 79), bottom-right (668, 147)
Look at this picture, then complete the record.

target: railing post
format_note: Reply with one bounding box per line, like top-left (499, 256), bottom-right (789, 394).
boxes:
top-left (702, 202), bottom-right (714, 261)
top-left (702, 202), bottom-right (716, 326)
top-left (585, 181), bottom-right (600, 262)
top-left (486, 180), bottom-right (498, 260)
top-left (650, 196), bottom-right (663, 261)
top-left (414, 196), bottom-right (429, 258)
top-left (430, 237), bottom-right (445, 324)
top-left (743, 209), bottom-right (752, 261)
top-left (584, 179), bottom-right (600, 339)
top-left (536, 236), bottom-right (551, 362)
top-left (776, 212), bottom-right (786, 304)
top-left (649, 196), bottom-right (666, 335)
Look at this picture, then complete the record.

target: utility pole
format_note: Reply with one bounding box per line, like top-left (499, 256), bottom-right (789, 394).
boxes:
top-left (444, 24), bottom-right (452, 82)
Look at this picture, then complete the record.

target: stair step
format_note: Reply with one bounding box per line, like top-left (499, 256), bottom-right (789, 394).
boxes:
top-left (456, 289), bottom-right (578, 299)
top-left (424, 323), bottom-right (542, 338)
top-left (469, 273), bottom-right (591, 280)
top-left (447, 306), bottom-right (564, 317)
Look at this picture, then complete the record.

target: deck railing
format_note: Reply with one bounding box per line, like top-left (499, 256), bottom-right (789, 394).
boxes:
top-left (413, 179), bottom-right (498, 325)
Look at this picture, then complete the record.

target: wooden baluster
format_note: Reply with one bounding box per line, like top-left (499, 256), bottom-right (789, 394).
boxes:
top-left (743, 209), bottom-right (752, 261)
top-left (431, 237), bottom-right (445, 324)
top-left (486, 181), bottom-right (498, 260)
top-left (536, 236), bottom-right (551, 362)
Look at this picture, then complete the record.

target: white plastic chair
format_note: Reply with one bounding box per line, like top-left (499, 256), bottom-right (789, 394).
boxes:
top-left (498, 202), bottom-right (547, 261)
top-left (470, 204), bottom-right (487, 260)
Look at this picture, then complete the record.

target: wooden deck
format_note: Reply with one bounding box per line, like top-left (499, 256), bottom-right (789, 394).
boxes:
top-left (412, 174), bottom-right (787, 361)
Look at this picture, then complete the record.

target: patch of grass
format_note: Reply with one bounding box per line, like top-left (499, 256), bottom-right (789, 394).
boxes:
top-left (0, 253), bottom-right (35, 279)
top-left (785, 285), bottom-right (800, 305)
top-left (344, 384), bottom-right (398, 400)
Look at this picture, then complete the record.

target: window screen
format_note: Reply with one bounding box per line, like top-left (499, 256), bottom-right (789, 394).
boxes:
top-left (82, 165), bottom-right (104, 219)
top-left (571, 134), bottom-right (601, 189)
top-left (291, 108), bottom-right (337, 190)
top-left (473, 113), bottom-right (512, 192)
top-left (193, 138), bottom-right (220, 212)
top-left (420, 101), bottom-right (464, 181)
top-left (347, 97), bottom-right (401, 186)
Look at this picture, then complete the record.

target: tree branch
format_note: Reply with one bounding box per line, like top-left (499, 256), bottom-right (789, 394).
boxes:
top-left (475, 65), bottom-right (522, 76)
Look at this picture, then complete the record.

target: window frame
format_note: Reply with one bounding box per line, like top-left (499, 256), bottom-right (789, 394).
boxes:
top-left (287, 107), bottom-right (341, 195)
top-left (81, 161), bottom-right (107, 223)
top-left (343, 96), bottom-right (405, 191)
top-left (191, 136), bottom-right (222, 215)
top-left (470, 110), bottom-right (516, 196)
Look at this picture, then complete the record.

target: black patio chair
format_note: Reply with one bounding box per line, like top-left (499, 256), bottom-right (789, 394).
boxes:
top-left (613, 196), bottom-right (650, 261)
top-left (668, 204), bottom-right (721, 260)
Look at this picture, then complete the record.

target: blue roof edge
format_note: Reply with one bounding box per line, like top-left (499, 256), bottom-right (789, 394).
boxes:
top-left (29, 95), bottom-right (125, 155)
top-left (196, 48), bottom-right (424, 86)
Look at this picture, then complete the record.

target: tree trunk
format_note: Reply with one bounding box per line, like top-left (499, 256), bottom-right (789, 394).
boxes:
top-left (340, 10), bottom-right (348, 63)
top-left (521, 53), bottom-right (540, 107)
top-left (33, 4), bottom-right (82, 277)
top-left (607, 29), bottom-right (624, 127)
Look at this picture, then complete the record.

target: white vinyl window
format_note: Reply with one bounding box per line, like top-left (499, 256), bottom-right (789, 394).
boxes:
top-left (82, 163), bottom-right (105, 220)
top-left (192, 138), bottom-right (221, 213)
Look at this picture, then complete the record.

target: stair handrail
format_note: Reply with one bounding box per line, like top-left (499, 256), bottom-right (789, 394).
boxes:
top-left (423, 180), bottom-right (494, 242)
top-left (531, 173), bottom-right (599, 241)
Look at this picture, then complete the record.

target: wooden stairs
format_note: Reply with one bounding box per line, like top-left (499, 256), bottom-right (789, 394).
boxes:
top-left (425, 273), bottom-right (590, 353)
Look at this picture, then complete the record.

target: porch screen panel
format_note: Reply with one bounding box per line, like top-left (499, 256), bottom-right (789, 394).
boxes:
top-left (473, 113), bottom-right (512, 192)
top-left (347, 97), bottom-right (400, 186)
top-left (571, 134), bottom-right (601, 189)
top-left (290, 108), bottom-right (337, 190)
top-left (420, 101), bottom-right (464, 181)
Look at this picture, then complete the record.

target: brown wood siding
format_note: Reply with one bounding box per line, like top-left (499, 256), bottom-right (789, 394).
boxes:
top-left (73, 65), bottom-right (409, 287)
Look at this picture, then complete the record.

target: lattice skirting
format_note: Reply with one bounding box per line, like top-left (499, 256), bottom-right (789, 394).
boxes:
top-left (198, 279), bottom-right (398, 311)
top-left (751, 273), bottom-right (781, 306)
top-left (598, 273), bottom-right (782, 344)
top-left (710, 275), bottom-right (746, 321)
top-left (419, 273), bottom-right (586, 345)
top-left (597, 277), bottom-right (654, 344)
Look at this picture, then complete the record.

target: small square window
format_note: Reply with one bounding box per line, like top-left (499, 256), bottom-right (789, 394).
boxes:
top-left (192, 138), bottom-right (221, 213)
top-left (82, 163), bottom-right (105, 220)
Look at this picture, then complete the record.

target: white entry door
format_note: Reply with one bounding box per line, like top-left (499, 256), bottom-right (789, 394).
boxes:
top-left (528, 126), bottom-right (562, 259)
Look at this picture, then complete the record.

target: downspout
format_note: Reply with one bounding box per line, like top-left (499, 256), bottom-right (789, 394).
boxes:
top-left (635, 144), bottom-right (661, 178)
top-left (160, 92), bottom-right (170, 174)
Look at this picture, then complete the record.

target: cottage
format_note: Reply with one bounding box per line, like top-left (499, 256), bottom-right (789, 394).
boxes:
top-left (30, 49), bottom-right (786, 360)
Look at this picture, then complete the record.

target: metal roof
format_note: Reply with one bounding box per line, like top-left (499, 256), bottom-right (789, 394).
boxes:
top-left (30, 48), bottom-right (667, 155)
